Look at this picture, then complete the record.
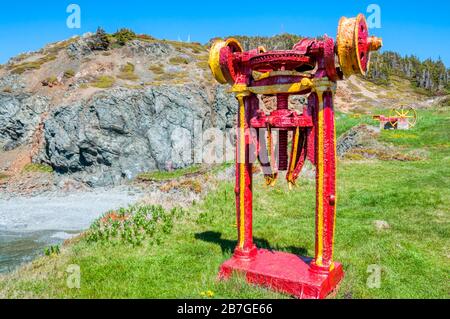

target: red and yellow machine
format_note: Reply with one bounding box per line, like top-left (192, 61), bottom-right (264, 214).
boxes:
top-left (209, 14), bottom-right (382, 299)
top-left (373, 107), bottom-right (418, 130)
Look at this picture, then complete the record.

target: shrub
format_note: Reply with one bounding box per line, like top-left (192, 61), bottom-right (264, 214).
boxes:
top-left (118, 73), bottom-right (139, 81)
top-left (117, 62), bottom-right (139, 81)
top-left (121, 63), bottom-right (135, 73)
top-left (155, 71), bottom-right (188, 82)
top-left (437, 95), bottom-right (450, 107)
top-left (23, 163), bottom-right (54, 173)
top-left (136, 34), bottom-right (155, 42)
top-left (64, 69), bottom-right (75, 79)
top-left (196, 61), bottom-right (209, 70)
top-left (169, 56), bottom-right (190, 65)
top-left (137, 165), bottom-right (202, 182)
top-left (148, 64), bottom-right (165, 75)
top-left (2, 87), bottom-right (12, 93)
top-left (86, 205), bottom-right (186, 246)
top-left (113, 28), bottom-right (136, 46)
top-left (42, 76), bottom-right (58, 86)
top-left (159, 179), bottom-right (203, 194)
top-left (90, 75), bottom-right (115, 88)
top-left (89, 27), bottom-right (111, 51)
top-left (44, 245), bottom-right (60, 256)
top-left (10, 54), bottom-right (57, 74)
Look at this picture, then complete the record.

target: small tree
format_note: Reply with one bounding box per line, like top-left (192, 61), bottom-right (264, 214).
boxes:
top-left (114, 28), bottom-right (136, 46)
top-left (89, 27), bottom-right (111, 51)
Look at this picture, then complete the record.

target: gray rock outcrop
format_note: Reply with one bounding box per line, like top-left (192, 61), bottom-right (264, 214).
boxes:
top-left (0, 93), bottom-right (49, 150)
top-left (35, 85), bottom-right (236, 187)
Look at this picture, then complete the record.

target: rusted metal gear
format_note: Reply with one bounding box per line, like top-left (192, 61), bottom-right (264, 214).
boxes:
top-left (337, 14), bottom-right (383, 77)
top-left (208, 38), bottom-right (243, 84)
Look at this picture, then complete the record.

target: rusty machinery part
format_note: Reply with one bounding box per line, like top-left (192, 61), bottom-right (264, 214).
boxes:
top-left (337, 14), bottom-right (383, 77)
top-left (249, 51), bottom-right (314, 72)
top-left (389, 107), bottom-right (418, 128)
top-left (208, 38), bottom-right (243, 84)
top-left (323, 36), bottom-right (343, 82)
top-left (209, 14), bottom-right (382, 300)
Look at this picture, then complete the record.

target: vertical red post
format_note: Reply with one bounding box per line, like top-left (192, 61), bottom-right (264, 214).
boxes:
top-left (234, 93), bottom-right (257, 260)
top-left (312, 87), bottom-right (338, 272)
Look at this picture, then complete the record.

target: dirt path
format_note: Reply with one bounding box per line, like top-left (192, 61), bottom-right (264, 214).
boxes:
top-left (348, 76), bottom-right (378, 99)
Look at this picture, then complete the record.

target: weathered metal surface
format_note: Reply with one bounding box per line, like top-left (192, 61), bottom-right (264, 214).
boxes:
top-left (374, 107), bottom-right (418, 130)
top-left (337, 14), bottom-right (383, 77)
top-left (208, 14), bottom-right (382, 299)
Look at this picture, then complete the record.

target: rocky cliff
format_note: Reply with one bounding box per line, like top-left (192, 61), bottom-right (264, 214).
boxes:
top-left (34, 85), bottom-right (234, 186)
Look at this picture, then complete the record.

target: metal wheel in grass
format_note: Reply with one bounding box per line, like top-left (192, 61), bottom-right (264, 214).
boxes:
top-left (389, 107), bottom-right (418, 128)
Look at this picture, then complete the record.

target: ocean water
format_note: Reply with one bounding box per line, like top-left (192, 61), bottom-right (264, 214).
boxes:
top-left (0, 230), bottom-right (79, 273)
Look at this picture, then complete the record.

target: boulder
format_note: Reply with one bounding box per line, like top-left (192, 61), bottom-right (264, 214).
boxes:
top-left (0, 93), bottom-right (49, 150)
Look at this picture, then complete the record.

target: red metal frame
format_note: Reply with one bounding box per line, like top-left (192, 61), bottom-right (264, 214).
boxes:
top-left (209, 14), bottom-right (381, 299)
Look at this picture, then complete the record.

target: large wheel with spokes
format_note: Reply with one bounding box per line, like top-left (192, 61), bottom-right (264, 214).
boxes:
top-left (389, 107), bottom-right (418, 128)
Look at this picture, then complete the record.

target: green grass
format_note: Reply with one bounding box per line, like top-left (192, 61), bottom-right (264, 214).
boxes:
top-left (154, 71), bottom-right (188, 83)
top-left (64, 69), bottom-right (75, 79)
top-left (169, 56), bottom-right (190, 65)
top-left (148, 64), bottom-right (165, 75)
top-left (90, 76), bottom-right (116, 89)
top-left (0, 108), bottom-right (448, 299)
top-left (42, 76), bottom-right (58, 86)
top-left (117, 63), bottom-right (139, 81)
top-left (196, 61), bottom-right (209, 70)
top-left (137, 165), bottom-right (203, 182)
top-left (335, 112), bottom-right (379, 137)
top-left (9, 54), bottom-right (57, 75)
top-left (22, 163), bottom-right (54, 174)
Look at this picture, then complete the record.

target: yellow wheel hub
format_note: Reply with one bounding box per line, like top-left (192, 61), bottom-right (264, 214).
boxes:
top-left (208, 38), bottom-right (243, 85)
top-left (337, 14), bottom-right (382, 77)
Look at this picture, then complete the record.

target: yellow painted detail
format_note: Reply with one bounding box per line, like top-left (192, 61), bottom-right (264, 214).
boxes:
top-left (316, 91), bottom-right (325, 267)
top-left (208, 38), bottom-right (244, 85)
top-left (248, 78), bottom-right (313, 95)
top-left (264, 125), bottom-right (278, 187)
top-left (287, 127), bottom-right (300, 188)
top-left (258, 46), bottom-right (267, 53)
top-left (225, 38), bottom-right (244, 53)
top-left (232, 84), bottom-right (249, 93)
top-left (251, 70), bottom-right (306, 81)
top-left (238, 96), bottom-right (246, 249)
top-left (265, 176), bottom-right (277, 187)
top-left (208, 39), bottom-right (228, 84)
top-left (368, 36), bottom-right (383, 52)
top-left (330, 262), bottom-right (335, 271)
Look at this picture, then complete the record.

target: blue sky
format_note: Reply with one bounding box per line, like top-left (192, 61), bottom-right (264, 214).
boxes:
top-left (0, 1), bottom-right (449, 66)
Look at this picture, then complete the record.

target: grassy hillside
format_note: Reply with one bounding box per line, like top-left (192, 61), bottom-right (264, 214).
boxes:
top-left (1, 105), bottom-right (448, 299)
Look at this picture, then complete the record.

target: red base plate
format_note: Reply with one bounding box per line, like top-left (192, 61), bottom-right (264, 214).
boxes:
top-left (218, 249), bottom-right (344, 299)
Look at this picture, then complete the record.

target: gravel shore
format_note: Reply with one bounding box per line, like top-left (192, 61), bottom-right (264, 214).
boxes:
top-left (0, 187), bottom-right (143, 273)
